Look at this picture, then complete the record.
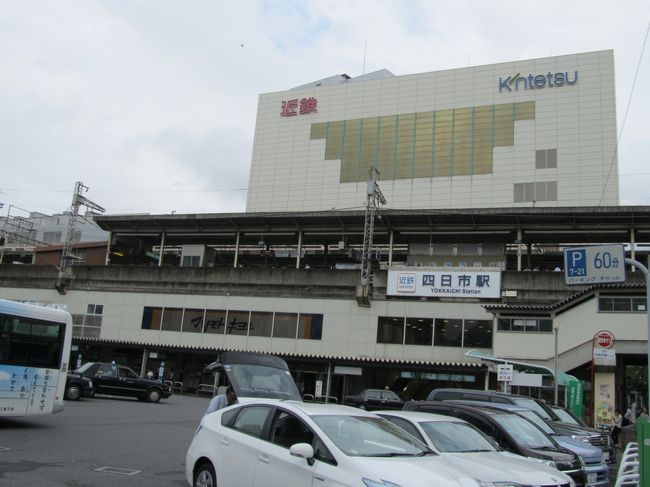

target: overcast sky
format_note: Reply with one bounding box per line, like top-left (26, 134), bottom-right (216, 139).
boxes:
top-left (1, 1), bottom-right (649, 217)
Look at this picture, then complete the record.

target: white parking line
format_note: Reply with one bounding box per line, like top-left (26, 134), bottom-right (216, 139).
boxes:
top-left (94, 466), bottom-right (141, 476)
top-left (0, 447), bottom-right (11, 452)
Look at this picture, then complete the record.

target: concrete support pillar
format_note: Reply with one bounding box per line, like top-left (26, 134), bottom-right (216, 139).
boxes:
top-left (104, 232), bottom-right (112, 266)
top-left (140, 349), bottom-right (149, 377)
top-left (516, 228), bottom-right (523, 271)
top-left (388, 230), bottom-right (394, 267)
top-left (630, 227), bottom-right (636, 272)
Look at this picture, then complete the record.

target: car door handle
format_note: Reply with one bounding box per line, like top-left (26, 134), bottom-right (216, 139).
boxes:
top-left (258, 453), bottom-right (270, 464)
top-left (220, 438), bottom-right (229, 446)
top-left (315, 475), bottom-right (325, 482)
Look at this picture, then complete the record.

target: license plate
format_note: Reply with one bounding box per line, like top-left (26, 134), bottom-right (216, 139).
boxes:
top-left (587, 473), bottom-right (598, 485)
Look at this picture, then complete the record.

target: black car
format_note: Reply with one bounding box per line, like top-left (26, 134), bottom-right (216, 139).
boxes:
top-left (427, 388), bottom-right (614, 462)
top-left (404, 401), bottom-right (585, 486)
top-left (75, 362), bottom-right (172, 403)
top-left (64, 372), bottom-right (95, 400)
top-left (342, 388), bottom-right (405, 410)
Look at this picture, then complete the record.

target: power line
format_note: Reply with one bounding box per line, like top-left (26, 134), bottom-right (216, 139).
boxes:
top-left (599, 10), bottom-right (650, 206)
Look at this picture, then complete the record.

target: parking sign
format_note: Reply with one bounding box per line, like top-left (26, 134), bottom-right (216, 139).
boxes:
top-left (564, 244), bottom-right (626, 285)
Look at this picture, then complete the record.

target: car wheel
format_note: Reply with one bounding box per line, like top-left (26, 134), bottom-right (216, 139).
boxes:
top-left (65, 384), bottom-right (82, 401)
top-left (194, 462), bottom-right (216, 487)
top-left (146, 388), bottom-right (161, 403)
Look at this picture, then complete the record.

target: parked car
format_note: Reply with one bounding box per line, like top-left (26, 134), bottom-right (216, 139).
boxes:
top-left (445, 400), bottom-right (608, 486)
top-left (377, 410), bottom-right (574, 487)
top-left (64, 372), bottom-right (94, 400)
top-left (187, 351), bottom-right (501, 487)
top-left (403, 401), bottom-right (585, 486)
top-left (343, 388), bottom-right (405, 410)
top-left (75, 362), bottom-right (172, 402)
top-left (427, 388), bottom-right (614, 462)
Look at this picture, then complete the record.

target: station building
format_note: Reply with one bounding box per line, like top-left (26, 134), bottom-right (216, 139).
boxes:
top-left (0, 50), bottom-right (646, 425)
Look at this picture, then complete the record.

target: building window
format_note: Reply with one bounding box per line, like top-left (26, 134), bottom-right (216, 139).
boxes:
top-left (161, 308), bottom-right (183, 332)
top-left (204, 309), bottom-right (227, 334)
top-left (535, 149), bottom-right (557, 169)
top-left (599, 296), bottom-right (647, 313)
top-left (226, 310), bottom-right (249, 335)
top-left (298, 314), bottom-right (323, 340)
top-left (249, 311), bottom-right (273, 337)
top-left (434, 318), bottom-right (463, 347)
top-left (141, 307), bottom-right (162, 330)
top-left (514, 181), bottom-right (558, 203)
top-left (405, 317), bottom-right (433, 346)
top-left (311, 101), bottom-right (535, 183)
top-left (463, 319), bottom-right (493, 348)
top-left (273, 313), bottom-right (298, 338)
top-left (182, 309), bottom-right (204, 333)
top-left (377, 316), bottom-right (404, 344)
top-left (182, 255), bottom-right (201, 267)
top-left (86, 304), bottom-right (103, 315)
top-left (497, 317), bottom-right (552, 333)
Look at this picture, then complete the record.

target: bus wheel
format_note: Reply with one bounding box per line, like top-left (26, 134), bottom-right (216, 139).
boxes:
top-left (65, 384), bottom-right (82, 401)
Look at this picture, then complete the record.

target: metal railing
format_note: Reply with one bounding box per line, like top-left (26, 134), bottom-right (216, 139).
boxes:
top-left (615, 442), bottom-right (639, 487)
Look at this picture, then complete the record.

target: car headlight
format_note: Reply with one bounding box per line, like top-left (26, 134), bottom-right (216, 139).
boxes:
top-left (577, 456), bottom-right (586, 467)
top-left (571, 434), bottom-right (591, 444)
top-left (88, 380), bottom-right (93, 387)
top-left (362, 479), bottom-right (403, 487)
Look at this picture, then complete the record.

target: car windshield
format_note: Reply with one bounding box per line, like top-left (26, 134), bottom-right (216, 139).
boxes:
top-left (511, 398), bottom-right (553, 420)
top-left (492, 414), bottom-right (556, 449)
top-left (419, 421), bottom-right (498, 453)
top-left (552, 407), bottom-right (580, 425)
top-left (517, 410), bottom-right (556, 435)
top-left (224, 363), bottom-right (301, 400)
top-left (312, 415), bottom-right (433, 457)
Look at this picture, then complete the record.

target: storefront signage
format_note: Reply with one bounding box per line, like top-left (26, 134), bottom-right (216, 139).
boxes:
top-left (280, 97), bottom-right (318, 117)
top-left (499, 71), bottom-right (578, 92)
top-left (387, 269), bottom-right (501, 298)
top-left (400, 371), bottom-right (476, 382)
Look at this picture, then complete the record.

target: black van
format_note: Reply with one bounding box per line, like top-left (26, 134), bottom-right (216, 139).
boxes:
top-left (427, 388), bottom-right (613, 461)
top-left (403, 401), bottom-right (585, 486)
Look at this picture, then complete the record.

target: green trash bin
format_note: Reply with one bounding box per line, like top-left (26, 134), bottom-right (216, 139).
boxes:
top-left (638, 418), bottom-right (650, 485)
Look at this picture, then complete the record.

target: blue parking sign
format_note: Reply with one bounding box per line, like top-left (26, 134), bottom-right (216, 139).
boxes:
top-left (566, 249), bottom-right (586, 278)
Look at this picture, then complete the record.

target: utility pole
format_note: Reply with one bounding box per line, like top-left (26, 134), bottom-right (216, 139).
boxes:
top-left (55, 181), bottom-right (105, 294)
top-left (356, 166), bottom-right (386, 307)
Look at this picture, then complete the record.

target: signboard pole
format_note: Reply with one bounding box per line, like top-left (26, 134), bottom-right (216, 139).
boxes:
top-left (625, 258), bottom-right (650, 419)
top-left (554, 327), bottom-right (559, 405)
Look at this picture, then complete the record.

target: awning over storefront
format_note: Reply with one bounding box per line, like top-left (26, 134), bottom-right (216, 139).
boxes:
top-left (465, 350), bottom-right (579, 386)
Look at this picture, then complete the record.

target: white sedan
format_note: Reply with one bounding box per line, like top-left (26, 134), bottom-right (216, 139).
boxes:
top-left (187, 399), bottom-right (492, 487)
top-left (377, 410), bottom-right (575, 487)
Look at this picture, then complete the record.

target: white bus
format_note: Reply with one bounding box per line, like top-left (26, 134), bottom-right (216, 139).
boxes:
top-left (0, 299), bottom-right (73, 416)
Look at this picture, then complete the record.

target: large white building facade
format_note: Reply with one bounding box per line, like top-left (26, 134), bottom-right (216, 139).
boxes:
top-left (247, 50), bottom-right (618, 212)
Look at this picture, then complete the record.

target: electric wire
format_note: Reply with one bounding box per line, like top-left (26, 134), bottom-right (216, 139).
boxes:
top-left (599, 10), bottom-right (650, 206)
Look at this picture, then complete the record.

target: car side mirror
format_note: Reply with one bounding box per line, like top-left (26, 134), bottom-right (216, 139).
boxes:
top-left (289, 443), bottom-right (315, 466)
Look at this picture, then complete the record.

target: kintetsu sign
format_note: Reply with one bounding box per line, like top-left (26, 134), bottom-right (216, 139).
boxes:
top-left (280, 97), bottom-right (318, 117)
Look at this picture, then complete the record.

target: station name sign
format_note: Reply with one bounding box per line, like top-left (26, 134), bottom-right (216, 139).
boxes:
top-left (387, 269), bottom-right (501, 299)
top-left (499, 71), bottom-right (578, 92)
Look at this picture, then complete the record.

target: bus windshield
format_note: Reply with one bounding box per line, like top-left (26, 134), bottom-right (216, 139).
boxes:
top-left (0, 300), bottom-right (73, 417)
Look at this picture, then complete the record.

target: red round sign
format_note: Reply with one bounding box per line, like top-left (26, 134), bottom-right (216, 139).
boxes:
top-left (594, 330), bottom-right (615, 349)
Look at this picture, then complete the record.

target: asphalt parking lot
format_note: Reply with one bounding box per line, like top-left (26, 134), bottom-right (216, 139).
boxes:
top-left (1, 392), bottom-right (625, 487)
top-left (0, 393), bottom-right (209, 486)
